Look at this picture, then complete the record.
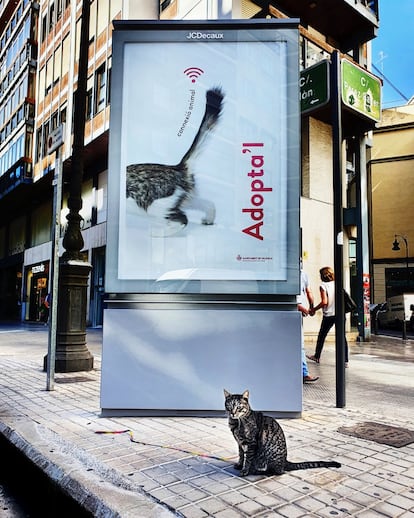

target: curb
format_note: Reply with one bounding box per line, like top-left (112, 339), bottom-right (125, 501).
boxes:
top-left (0, 420), bottom-right (181, 517)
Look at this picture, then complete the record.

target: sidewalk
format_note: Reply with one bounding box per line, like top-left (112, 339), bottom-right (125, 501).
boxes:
top-left (1, 325), bottom-right (414, 517)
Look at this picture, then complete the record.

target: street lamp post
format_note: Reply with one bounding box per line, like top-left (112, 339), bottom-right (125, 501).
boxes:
top-left (392, 234), bottom-right (409, 340)
top-left (392, 234), bottom-right (409, 269)
top-left (44, 0), bottom-right (94, 372)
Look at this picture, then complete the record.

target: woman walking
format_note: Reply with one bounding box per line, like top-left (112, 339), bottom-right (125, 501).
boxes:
top-left (307, 266), bottom-right (348, 366)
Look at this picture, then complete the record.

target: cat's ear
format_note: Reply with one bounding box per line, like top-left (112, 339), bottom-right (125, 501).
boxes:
top-left (242, 390), bottom-right (249, 400)
top-left (223, 389), bottom-right (230, 398)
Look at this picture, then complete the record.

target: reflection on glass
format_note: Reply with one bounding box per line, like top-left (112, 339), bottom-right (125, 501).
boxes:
top-left (160, 0), bottom-right (178, 19)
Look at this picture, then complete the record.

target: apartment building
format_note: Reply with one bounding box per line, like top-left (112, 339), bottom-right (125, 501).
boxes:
top-left (369, 100), bottom-right (414, 303)
top-left (0, 0), bottom-right (380, 337)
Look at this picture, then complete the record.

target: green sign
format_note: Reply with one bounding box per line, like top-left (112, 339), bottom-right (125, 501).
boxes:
top-left (341, 59), bottom-right (381, 122)
top-left (300, 60), bottom-right (330, 114)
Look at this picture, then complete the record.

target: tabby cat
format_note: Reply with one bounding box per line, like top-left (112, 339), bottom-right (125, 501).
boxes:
top-left (224, 389), bottom-right (341, 476)
top-left (126, 87), bottom-right (224, 234)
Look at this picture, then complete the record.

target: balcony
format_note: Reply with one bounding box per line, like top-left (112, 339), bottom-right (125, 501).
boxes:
top-left (251, 0), bottom-right (379, 50)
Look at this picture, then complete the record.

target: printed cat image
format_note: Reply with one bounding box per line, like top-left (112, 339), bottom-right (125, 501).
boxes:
top-left (126, 87), bottom-right (224, 235)
top-left (224, 389), bottom-right (341, 476)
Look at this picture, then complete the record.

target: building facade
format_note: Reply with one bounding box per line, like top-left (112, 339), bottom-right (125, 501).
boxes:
top-left (369, 100), bottom-right (414, 303)
top-left (0, 0), bottom-right (380, 337)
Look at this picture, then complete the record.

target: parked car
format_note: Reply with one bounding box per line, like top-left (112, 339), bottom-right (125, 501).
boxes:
top-left (376, 294), bottom-right (414, 330)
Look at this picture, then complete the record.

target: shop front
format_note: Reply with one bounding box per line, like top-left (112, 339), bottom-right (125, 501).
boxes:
top-left (25, 261), bottom-right (50, 322)
top-left (0, 258), bottom-right (23, 321)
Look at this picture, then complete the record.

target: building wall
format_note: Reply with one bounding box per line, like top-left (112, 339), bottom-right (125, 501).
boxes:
top-left (301, 117), bottom-right (357, 338)
top-left (0, 0), bottom-right (379, 327)
top-left (370, 103), bottom-right (414, 303)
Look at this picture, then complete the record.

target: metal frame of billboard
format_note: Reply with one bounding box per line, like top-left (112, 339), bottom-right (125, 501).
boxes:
top-left (106, 19), bottom-right (300, 297)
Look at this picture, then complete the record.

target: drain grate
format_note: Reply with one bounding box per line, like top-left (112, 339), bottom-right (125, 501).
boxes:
top-left (54, 376), bottom-right (94, 384)
top-left (338, 421), bottom-right (414, 448)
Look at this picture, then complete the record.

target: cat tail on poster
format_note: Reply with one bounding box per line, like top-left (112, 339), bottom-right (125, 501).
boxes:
top-left (284, 460), bottom-right (341, 472)
top-left (179, 87), bottom-right (224, 167)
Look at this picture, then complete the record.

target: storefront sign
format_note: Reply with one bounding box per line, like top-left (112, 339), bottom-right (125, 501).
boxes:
top-left (32, 263), bottom-right (45, 274)
top-left (341, 59), bottom-right (381, 122)
top-left (47, 125), bottom-right (64, 154)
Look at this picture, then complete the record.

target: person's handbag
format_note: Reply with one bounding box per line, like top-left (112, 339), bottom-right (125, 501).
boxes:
top-left (343, 289), bottom-right (357, 313)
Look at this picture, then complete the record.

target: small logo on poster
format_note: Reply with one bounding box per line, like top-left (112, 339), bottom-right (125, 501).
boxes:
top-left (184, 67), bottom-right (204, 83)
top-left (236, 254), bottom-right (273, 262)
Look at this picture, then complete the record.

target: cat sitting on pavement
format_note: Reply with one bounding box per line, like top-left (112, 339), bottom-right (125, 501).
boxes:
top-left (224, 389), bottom-right (341, 476)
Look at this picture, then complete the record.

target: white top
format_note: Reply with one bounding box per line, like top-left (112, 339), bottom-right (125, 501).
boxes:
top-left (321, 280), bottom-right (335, 316)
top-left (297, 270), bottom-right (309, 306)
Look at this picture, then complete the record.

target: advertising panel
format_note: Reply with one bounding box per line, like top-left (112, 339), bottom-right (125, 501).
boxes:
top-left (106, 20), bottom-right (300, 294)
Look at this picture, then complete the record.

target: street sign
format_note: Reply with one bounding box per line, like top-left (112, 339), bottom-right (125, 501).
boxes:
top-left (300, 60), bottom-right (330, 114)
top-left (341, 59), bottom-right (381, 122)
top-left (47, 125), bottom-right (64, 154)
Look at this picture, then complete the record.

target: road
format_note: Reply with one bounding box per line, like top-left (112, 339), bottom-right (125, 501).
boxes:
top-left (0, 482), bottom-right (30, 517)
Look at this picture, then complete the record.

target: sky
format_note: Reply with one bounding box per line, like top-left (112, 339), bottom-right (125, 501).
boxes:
top-left (372, 0), bottom-right (414, 108)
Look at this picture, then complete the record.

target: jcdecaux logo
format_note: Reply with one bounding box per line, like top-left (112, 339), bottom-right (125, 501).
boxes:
top-left (186, 32), bottom-right (224, 40)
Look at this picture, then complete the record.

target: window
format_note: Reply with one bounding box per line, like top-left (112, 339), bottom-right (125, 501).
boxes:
top-left (51, 111), bottom-right (58, 130)
top-left (53, 46), bottom-right (62, 85)
top-left (36, 127), bottom-right (42, 160)
top-left (106, 59), bottom-right (111, 104)
top-left (89, 0), bottom-right (97, 41)
top-left (86, 75), bottom-right (93, 120)
top-left (60, 106), bottom-right (67, 124)
top-left (300, 36), bottom-right (330, 70)
top-left (75, 19), bottom-right (81, 61)
top-left (38, 66), bottom-right (45, 101)
top-left (49, 3), bottom-right (55, 33)
top-left (41, 14), bottom-right (47, 42)
top-left (42, 122), bottom-right (50, 157)
top-left (57, 0), bottom-right (63, 20)
top-left (94, 65), bottom-right (106, 114)
top-left (97, 1), bottom-right (108, 36)
top-left (45, 57), bottom-right (53, 93)
top-left (110, 0), bottom-right (122, 21)
top-left (61, 35), bottom-right (70, 77)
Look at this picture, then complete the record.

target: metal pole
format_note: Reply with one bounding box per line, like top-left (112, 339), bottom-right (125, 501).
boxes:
top-left (46, 147), bottom-right (63, 390)
top-left (53, 0), bottom-right (94, 372)
top-left (331, 51), bottom-right (346, 408)
top-left (62, 0), bottom-right (89, 259)
top-left (404, 237), bottom-right (408, 341)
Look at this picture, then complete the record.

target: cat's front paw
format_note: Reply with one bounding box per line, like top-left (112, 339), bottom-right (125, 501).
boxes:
top-left (239, 468), bottom-right (250, 477)
top-left (201, 217), bottom-right (215, 225)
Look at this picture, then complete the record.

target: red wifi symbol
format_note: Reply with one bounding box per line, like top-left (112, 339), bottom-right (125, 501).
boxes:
top-left (184, 67), bottom-right (204, 83)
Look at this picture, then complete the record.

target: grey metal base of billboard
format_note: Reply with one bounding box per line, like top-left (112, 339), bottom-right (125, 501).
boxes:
top-left (100, 301), bottom-right (302, 418)
top-left (100, 409), bottom-right (300, 418)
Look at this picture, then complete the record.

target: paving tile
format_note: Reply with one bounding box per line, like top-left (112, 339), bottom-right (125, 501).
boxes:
top-left (370, 500), bottom-right (409, 516)
top-left (272, 503), bottom-right (308, 518)
top-left (176, 505), bottom-right (209, 517)
top-left (235, 499), bottom-right (267, 515)
top-left (197, 497), bottom-right (229, 514)
top-left (386, 493), bottom-right (414, 511)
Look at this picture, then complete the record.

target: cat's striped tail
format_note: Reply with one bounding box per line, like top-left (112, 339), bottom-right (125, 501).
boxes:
top-left (285, 460), bottom-right (341, 471)
top-left (179, 87), bottom-right (224, 166)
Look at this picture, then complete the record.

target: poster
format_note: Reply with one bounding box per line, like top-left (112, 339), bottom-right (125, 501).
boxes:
top-left (106, 21), bottom-right (300, 294)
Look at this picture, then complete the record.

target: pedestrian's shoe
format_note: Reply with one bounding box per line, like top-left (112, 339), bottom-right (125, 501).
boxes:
top-left (303, 375), bottom-right (319, 383)
top-left (306, 355), bottom-right (320, 364)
